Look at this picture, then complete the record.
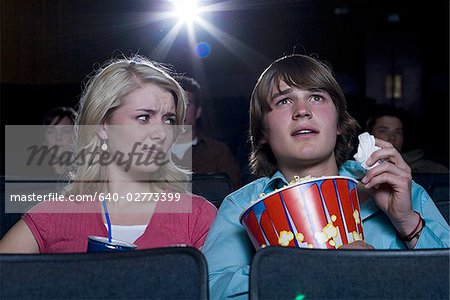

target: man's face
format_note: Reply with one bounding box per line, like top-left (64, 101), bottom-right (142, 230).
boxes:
top-left (183, 91), bottom-right (201, 127)
top-left (372, 116), bottom-right (404, 152)
top-left (263, 80), bottom-right (340, 173)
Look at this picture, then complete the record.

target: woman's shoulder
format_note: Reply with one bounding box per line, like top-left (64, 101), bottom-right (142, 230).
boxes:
top-left (158, 190), bottom-right (217, 215)
top-left (27, 197), bottom-right (100, 214)
top-left (188, 193), bottom-right (218, 213)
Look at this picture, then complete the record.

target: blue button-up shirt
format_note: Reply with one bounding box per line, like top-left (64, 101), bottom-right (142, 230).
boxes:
top-left (202, 160), bottom-right (450, 299)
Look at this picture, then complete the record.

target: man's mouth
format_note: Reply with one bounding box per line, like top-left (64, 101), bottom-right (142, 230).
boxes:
top-left (291, 128), bottom-right (318, 136)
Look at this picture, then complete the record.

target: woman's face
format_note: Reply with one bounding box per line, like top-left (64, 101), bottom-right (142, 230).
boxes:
top-left (101, 83), bottom-right (177, 175)
top-left (44, 116), bottom-right (74, 155)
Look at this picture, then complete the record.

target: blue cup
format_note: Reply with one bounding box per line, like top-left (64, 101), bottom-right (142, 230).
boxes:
top-left (87, 236), bottom-right (138, 253)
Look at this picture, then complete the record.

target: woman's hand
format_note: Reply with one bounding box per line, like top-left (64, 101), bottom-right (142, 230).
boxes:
top-left (361, 138), bottom-right (417, 237)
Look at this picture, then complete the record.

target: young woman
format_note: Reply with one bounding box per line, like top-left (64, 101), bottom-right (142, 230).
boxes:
top-left (0, 55), bottom-right (217, 253)
top-left (202, 54), bottom-right (450, 299)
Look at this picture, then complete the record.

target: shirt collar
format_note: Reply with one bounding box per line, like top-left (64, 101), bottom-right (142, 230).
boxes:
top-left (261, 170), bottom-right (289, 194)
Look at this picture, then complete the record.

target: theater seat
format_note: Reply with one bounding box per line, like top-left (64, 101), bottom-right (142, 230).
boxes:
top-left (413, 173), bottom-right (449, 202)
top-left (1, 246), bottom-right (208, 299)
top-left (413, 173), bottom-right (450, 224)
top-left (250, 246), bottom-right (449, 300)
top-left (192, 173), bottom-right (234, 208)
top-left (0, 176), bottom-right (23, 239)
top-left (435, 201), bottom-right (450, 225)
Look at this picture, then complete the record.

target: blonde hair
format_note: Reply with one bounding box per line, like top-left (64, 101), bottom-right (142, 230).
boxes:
top-left (249, 54), bottom-right (359, 177)
top-left (65, 55), bottom-right (189, 195)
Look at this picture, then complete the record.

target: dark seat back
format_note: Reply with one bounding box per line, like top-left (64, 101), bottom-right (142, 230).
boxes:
top-left (1, 246), bottom-right (208, 299)
top-left (435, 201), bottom-right (450, 224)
top-left (413, 173), bottom-right (449, 202)
top-left (192, 173), bottom-right (234, 208)
top-left (250, 246), bottom-right (450, 300)
top-left (413, 173), bottom-right (450, 224)
top-left (0, 176), bottom-right (23, 239)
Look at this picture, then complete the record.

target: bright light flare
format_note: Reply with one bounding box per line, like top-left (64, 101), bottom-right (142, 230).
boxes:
top-left (173, 0), bottom-right (201, 24)
top-left (150, 0), bottom-right (267, 66)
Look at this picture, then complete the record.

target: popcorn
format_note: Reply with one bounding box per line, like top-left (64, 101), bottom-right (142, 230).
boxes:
top-left (278, 230), bottom-right (294, 246)
top-left (353, 132), bottom-right (381, 170)
top-left (289, 175), bottom-right (314, 185)
top-left (353, 209), bottom-right (361, 225)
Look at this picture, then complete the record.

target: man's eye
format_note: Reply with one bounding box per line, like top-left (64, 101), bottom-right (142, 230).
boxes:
top-left (311, 95), bottom-right (324, 102)
top-left (62, 128), bottom-right (73, 135)
top-left (46, 129), bottom-right (55, 135)
top-left (276, 98), bottom-right (290, 106)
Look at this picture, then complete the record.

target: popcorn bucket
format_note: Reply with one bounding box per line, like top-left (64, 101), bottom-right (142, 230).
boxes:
top-left (239, 176), bottom-right (364, 249)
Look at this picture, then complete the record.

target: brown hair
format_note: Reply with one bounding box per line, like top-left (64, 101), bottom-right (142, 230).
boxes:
top-left (249, 54), bottom-right (359, 177)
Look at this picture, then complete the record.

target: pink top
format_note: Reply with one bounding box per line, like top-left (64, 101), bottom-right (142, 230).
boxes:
top-left (23, 194), bottom-right (217, 253)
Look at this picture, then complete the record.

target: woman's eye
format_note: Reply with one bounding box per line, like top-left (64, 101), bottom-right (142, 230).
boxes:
top-left (164, 117), bottom-right (176, 125)
top-left (136, 115), bottom-right (149, 122)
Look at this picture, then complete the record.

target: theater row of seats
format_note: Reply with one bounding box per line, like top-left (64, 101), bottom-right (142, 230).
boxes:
top-left (1, 174), bottom-right (449, 299)
top-left (1, 246), bottom-right (449, 299)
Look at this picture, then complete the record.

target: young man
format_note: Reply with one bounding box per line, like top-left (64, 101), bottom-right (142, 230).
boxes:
top-left (202, 54), bottom-right (450, 299)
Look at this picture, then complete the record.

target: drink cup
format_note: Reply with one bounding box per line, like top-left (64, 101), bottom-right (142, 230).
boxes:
top-left (87, 236), bottom-right (137, 253)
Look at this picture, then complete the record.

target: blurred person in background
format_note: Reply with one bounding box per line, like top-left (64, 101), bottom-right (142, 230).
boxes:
top-left (172, 75), bottom-right (242, 189)
top-left (366, 104), bottom-right (449, 174)
top-left (42, 106), bottom-right (77, 175)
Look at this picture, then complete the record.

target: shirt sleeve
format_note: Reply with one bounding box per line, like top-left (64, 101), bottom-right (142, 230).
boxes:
top-left (411, 183), bottom-right (450, 248)
top-left (191, 196), bottom-right (218, 249)
top-left (22, 205), bottom-right (51, 252)
top-left (202, 195), bottom-right (254, 299)
top-left (340, 160), bottom-right (450, 249)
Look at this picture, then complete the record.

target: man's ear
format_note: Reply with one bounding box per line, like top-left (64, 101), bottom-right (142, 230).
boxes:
top-left (195, 106), bottom-right (202, 120)
top-left (337, 126), bottom-right (342, 136)
top-left (97, 123), bottom-right (108, 140)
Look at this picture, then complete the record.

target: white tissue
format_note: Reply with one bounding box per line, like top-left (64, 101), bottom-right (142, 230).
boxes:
top-left (354, 132), bottom-right (381, 170)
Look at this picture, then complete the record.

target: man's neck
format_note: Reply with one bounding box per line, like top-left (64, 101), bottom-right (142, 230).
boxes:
top-left (178, 126), bottom-right (198, 143)
top-left (278, 156), bottom-right (339, 182)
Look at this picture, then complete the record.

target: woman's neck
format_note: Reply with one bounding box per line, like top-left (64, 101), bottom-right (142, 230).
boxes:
top-left (103, 173), bottom-right (158, 225)
top-left (104, 165), bottom-right (158, 205)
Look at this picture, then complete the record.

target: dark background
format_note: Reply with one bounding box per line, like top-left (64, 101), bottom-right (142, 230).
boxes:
top-left (1, 0), bottom-right (449, 173)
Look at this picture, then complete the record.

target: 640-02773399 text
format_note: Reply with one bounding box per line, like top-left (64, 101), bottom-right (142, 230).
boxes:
top-left (9, 192), bottom-right (181, 202)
